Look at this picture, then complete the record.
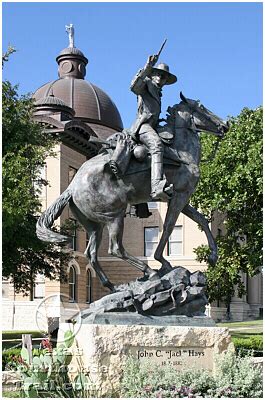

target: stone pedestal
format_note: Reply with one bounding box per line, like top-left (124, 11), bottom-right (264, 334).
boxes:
top-left (58, 314), bottom-right (231, 396)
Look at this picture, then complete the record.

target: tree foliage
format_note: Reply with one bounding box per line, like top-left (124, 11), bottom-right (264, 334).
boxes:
top-left (3, 55), bottom-right (70, 295)
top-left (2, 45), bottom-right (16, 66)
top-left (191, 107), bottom-right (262, 308)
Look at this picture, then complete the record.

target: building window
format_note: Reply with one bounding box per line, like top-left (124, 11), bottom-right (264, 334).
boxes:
top-left (69, 219), bottom-right (78, 251)
top-left (68, 166), bottom-right (77, 184)
top-left (147, 202), bottom-right (158, 209)
top-left (168, 225), bottom-right (183, 256)
top-left (33, 274), bottom-right (45, 299)
top-left (86, 270), bottom-right (92, 303)
top-left (69, 266), bottom-right (77, 302)
top-left (144, 227), bottom-right (159, 257)
top-left (2, 278), bottom-right (9, 299)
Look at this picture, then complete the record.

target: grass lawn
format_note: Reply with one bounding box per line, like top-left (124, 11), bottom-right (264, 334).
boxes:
top-left (216, 319), bottom-right (263, 336)
top-left (2, 391), bottom-right (21, 398)
top-left (217, 319), bottom-right (263, 328)
top-left (217, 318), bottom-right (263, 353)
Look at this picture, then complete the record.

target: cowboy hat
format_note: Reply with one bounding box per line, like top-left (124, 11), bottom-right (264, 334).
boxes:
top-left (152, 63), bottom-right (177, 85)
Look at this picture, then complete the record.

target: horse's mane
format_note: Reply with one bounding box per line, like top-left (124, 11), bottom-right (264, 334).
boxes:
top-left (165, 101), bottom-right (185, 127)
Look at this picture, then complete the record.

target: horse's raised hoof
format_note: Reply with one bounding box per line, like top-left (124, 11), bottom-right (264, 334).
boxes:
top-left (158, 264), bottom-right (174, 278)
top-left (136, 274), bottom-right (149, 283)
top-left (148, 271), bottom-right (160, 281)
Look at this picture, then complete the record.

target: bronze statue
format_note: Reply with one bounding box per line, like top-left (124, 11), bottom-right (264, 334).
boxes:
top-left (65, 24), bottom-right (74, 48)
top-left (130, 45), bottom-right (185, 201)
top-left (36, 93), bottom-right (228, 295)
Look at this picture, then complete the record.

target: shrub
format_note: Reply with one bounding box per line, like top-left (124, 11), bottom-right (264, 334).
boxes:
top-left (121, 357), bottom-right (216, 398)
top-left (17, 330), bottom-right (96, 398)
top-left (121, 348), bottom-right (263, 398)
top-left (232, 335), bottom-right (263, 356)
top-left (3, 348), bottom-right (45, 371)
top-left (212, 347), bottom-right (263, 398)
top-left (1, 390), bottom-right (21, 398)
top-left (2, 348), bottom-right (21, 370)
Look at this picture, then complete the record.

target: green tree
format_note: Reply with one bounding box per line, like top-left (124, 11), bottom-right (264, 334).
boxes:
top-left (192, 107), bottom-right (262, 315)
top-left (3, 52), bottom-right (71, 296)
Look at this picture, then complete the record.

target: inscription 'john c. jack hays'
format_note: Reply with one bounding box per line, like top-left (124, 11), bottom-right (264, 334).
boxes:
top-left (137, 348), bottom-right (205, 360)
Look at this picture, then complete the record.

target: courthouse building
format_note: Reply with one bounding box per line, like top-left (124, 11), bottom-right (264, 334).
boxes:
top-left (2, 33), bottom-right (262, 330)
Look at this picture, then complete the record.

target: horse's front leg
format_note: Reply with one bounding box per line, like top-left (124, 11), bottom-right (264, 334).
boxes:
top-left (107, 216), bottom-right (158, 280)
top-left (154, 192), bottom-right (190, 274)
top-left (182, 204), bottom-right (218, 265)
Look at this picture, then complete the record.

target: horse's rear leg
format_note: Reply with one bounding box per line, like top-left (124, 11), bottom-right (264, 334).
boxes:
top-left (85, 223), bottom-right (115, 292)
top-left (107, 217), bottom-right (158, 279)
top-left (70, 201), bottom-right (115, 292)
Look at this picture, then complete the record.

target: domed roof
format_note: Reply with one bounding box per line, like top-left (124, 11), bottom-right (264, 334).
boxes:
top-left (33, 35), bottom-right (123, 132)
top-left (34, 94), bottom-right (75, 119)
top-left (34, 79), bottom-right (123, 130)
top-left (57, 47), bottom-right (87, 59)
top-left (35, 95), bottom-right (69, 108)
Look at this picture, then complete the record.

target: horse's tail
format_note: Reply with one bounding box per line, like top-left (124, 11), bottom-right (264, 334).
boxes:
top-left (36, 188), bottom-right (72, 243)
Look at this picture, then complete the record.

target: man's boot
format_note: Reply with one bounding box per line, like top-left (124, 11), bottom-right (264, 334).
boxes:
top-left (150, 154), bottom-right (173, 201)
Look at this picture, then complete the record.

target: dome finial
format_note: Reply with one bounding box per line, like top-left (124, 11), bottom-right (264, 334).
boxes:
top-left (65, 23), bottom-right (75, 48)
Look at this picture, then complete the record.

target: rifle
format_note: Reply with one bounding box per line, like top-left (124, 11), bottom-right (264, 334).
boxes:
top-left (156, 38), bottom-right (167, 59)
top-left (149, 39), bottom-right (167, 66)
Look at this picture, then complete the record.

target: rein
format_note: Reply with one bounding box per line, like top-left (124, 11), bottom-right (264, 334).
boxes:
top-left (173, 105), bottom-right (200, 132)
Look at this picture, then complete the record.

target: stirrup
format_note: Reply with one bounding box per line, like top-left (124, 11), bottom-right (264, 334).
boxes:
top-left (151, 180), bottom-right (173, 201)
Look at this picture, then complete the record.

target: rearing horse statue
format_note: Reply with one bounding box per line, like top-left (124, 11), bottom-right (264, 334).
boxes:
top-left (36, 93), bottom-right (228, 292)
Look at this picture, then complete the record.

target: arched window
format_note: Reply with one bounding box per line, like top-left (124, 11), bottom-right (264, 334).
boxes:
top-left (69, 265), bottom-right (77, 302)
top-left (86, 269), bottom-right (92, 304)
top-left (68, 218), bottom-right (78, 251)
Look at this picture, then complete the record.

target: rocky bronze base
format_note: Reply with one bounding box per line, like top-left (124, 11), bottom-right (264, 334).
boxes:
top-left (82, 266), bottom-right (208, 318)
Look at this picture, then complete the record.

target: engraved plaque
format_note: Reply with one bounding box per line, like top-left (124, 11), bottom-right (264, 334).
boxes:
top-left (129, 346), bottom-right (214, 370)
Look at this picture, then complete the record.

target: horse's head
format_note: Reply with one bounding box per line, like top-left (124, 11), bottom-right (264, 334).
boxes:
top-left (172, 92), bottom-right (229, 137)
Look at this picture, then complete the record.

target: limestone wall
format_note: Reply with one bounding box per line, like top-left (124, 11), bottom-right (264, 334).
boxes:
top-left (2, 301), bottom-right (43, 331)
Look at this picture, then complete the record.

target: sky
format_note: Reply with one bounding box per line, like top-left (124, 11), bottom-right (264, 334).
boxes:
top-left (2, 2), bottom-right (263, 128)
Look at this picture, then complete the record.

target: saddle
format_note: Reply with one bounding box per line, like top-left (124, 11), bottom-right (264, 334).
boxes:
top-left (124, 124), bottom-right (175, 146)
top-left (96, 129), bottom-right (184, 219)
top-left (105, 126), bottom-right (185, 177)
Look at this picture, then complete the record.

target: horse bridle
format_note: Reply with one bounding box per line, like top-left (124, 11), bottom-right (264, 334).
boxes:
top-left (173, 102), bottom-right (223, 162)
top-left (174, 101), bottom-right (224, 137)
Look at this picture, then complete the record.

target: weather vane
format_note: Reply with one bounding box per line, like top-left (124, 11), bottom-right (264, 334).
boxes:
top-left (65, 23), bottom-right (75, 48)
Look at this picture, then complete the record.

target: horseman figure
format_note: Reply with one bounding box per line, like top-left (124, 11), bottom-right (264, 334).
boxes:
top-left (36, 36), bottom-right (229, 292)
top-left (129, 52), bottom-right (185, 200)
